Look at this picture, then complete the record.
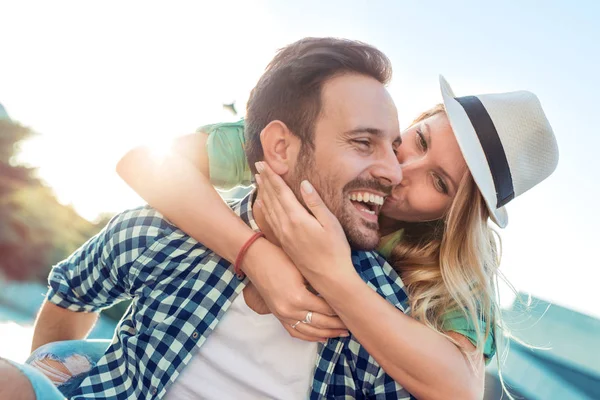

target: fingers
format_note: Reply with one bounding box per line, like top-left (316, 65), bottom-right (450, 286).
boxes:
top-left (281, 324), bottom-right (326, 343)
top-left (290, 320), bottom-right (349, 339)
top-left (255, 161), bottom-right (338, 234)
top-left (256, 162), bottom-right (315, 222)
top-left (301, 291), bottom-right (337, 317)
top-left (308, 312), bottom-right (347, 330)
top-left (280, 307), bottom-right (346, 330)
top-left (255, 174), bottom-right (286, 239)
top-left (299, 180), bottom-right (337, 228)
top-left (280, 314), bottom-right (349, 342)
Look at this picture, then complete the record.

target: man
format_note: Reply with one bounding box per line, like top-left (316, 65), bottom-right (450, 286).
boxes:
top-left (3, 37), bottom-right (410, 399)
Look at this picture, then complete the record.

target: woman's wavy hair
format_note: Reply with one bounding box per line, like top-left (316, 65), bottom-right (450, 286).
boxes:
top-left (389, 104), bottom-right (514, 393)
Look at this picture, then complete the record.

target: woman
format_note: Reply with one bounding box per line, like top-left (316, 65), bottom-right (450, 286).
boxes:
top-left (23, 76), bottom-right (558, 400)
top-left (112, 76), bottom-right (559, 399)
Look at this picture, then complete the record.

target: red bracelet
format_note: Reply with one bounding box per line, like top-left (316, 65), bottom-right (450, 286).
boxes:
top-left (234, 232), bottom-right (265, 279)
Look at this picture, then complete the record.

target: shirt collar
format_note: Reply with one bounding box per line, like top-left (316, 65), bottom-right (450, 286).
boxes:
top-left (232, 189), bottom-right (261, 232)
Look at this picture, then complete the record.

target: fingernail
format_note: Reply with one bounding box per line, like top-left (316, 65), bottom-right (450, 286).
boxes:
top-left (340, 331), bottom-right (350, 337)
top-left (255, 162), bottom-right (264, 173)
top-left (301, 180), bottom-right (313, 194)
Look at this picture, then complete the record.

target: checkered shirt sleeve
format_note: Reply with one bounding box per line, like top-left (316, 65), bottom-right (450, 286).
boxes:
top-left (46, 207), bottom-right (172, 312)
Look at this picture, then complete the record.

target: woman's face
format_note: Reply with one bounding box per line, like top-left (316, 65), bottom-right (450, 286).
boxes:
top-left (381, 112), bottom-right (468, 222)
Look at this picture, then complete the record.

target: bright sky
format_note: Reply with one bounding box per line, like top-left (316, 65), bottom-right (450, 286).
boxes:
top-left (1, 1), bottom-right (598, 318)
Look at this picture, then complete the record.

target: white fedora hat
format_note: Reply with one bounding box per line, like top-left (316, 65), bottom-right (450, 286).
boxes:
top-left (440, 75), bottom-right (559, 228)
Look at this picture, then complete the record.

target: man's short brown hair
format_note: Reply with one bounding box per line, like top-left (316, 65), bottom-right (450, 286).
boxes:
top-left (244, 37), bottom-right (392, 173)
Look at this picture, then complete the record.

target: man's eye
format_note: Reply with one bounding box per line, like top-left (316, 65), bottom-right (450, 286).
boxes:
top-left (353, 140), bottom-right (371, 149)
top-left (416, 130), bottom-right (428, 151)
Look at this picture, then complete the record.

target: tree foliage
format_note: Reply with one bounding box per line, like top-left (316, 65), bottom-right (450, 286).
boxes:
top-left (0, 118), bottom-right (108, 281)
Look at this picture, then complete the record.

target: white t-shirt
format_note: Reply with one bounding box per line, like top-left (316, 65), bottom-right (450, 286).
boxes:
top-left (164, 290), bottom-right (318, 400)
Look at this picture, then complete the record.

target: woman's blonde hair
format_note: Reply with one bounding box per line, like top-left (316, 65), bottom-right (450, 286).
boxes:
top-left (390, 103), bottom-right (502, 370)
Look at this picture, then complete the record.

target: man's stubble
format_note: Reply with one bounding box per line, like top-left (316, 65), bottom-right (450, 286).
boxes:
top-left (286, 148), bottom-right (381, 250)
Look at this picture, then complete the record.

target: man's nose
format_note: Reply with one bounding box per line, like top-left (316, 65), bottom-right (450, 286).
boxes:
top-left (372, 147), bottom-right (403, 187)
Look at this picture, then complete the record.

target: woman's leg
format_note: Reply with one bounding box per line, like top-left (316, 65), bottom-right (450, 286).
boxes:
top-left (0, 358), bottom-right (64, 400)
top-left (26, 340), bottom-right (111, 397)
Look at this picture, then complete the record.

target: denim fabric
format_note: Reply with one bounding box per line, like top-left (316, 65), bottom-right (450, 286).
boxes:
top-left (24, 340), bottom-right (110, 398)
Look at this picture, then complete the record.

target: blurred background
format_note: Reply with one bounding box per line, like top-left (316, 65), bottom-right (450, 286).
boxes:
top-left (0, 1), bottom-right (598, 398)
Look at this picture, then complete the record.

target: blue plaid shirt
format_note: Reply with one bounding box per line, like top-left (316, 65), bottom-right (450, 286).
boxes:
top-left (47, 192), bottom-right (413, 399)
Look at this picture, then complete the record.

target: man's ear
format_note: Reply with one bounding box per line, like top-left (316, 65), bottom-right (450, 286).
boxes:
top-left (260, 120), bottom-right (300, 175)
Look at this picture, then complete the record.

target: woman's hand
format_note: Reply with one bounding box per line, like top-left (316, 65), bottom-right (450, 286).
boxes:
top-left (242, 237), bottom-right (349, 342)
top-left (254, 161), bottom-right (354, 282)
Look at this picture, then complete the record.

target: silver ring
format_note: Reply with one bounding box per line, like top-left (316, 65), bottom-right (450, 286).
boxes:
top-left (291, 320), bottom-right (302, 329)
top-left (301, 311), bottom-right (313, 325)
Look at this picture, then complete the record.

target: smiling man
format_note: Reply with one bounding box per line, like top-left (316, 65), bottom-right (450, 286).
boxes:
top-left (5, 37), bottom-right (412, 400)
top-left (248, 72), bottom-right (403, 251)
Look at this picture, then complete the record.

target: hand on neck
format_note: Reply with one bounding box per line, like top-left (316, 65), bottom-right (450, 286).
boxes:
top-left (251, 194), bottom-right (282, 248)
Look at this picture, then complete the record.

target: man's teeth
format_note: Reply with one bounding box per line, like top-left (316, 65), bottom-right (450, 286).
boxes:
top-left (348, 192), bottom-right (384, 206)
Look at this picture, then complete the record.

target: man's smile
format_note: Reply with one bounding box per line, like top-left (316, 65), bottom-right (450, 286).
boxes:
top-left (347, 190), bottom-right (385, 222)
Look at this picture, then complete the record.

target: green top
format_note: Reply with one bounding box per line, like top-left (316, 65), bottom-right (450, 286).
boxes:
top-left (199, 119), bottom-right (496, 363)
top-left (198, 120), bottom-right (253, 190)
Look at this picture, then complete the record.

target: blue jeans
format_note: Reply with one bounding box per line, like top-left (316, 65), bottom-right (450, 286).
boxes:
top-left (6, 340), bottom-right (110, 400)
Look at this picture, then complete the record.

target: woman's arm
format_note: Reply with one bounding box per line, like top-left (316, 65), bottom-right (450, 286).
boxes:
top-left (255, 162), bottom-right (485, 400)
top-left (116, 131), bottom-right (347, 340)
top-left (117, 133), bottom-right (254, 262)
top-left (306, 268), bottom-right (484, 400)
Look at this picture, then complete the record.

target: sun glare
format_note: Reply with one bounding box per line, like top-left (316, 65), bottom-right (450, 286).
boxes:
top-left (147, 139), bottom-right (175, 165)
top-left (0, 322), bottom-right (34, 363)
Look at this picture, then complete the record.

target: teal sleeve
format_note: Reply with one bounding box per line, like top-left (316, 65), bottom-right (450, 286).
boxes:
top-left (197, 120), bottom-right (253, 190)
top-left (441, 309), bottom-right (497, 365)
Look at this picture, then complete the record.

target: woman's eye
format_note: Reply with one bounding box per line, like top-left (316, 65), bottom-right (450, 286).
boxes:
top-left (433, 174), bottom-right (449, 195)
top-left (416, 130), bottom-right (428, 151)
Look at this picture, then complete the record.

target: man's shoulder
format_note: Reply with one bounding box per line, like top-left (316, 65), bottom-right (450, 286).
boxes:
top-left (103, 206), bottom-right (177, 243)
top-left (110, 205), bottom-right (172, 227)
top-left (351, 249), bottom-right (410, 312)
top-left (351, 249), bottom-right (389, 268)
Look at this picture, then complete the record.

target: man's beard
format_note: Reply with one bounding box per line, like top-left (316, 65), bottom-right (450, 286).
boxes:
top-left (286, 148), bottom-right (389, 250)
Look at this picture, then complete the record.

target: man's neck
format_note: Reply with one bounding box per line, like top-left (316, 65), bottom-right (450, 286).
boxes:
top-left (378, 215), bottom-right (402, 237)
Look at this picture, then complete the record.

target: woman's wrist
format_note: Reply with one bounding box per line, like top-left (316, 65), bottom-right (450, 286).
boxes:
top-left (240, 237), bottom-right (272, 278)
top-left (217, 219), bottom-right (257, 263)
top-left (304, 261), bottom-right (363, 304)
top-left (234, 232), bottom-right (265, 278)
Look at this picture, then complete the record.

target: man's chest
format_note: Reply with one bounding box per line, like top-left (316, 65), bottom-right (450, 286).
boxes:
top-left (164, 290), bottom-right (318, 399)
top-left (115, 250), bottom-right (393, 398)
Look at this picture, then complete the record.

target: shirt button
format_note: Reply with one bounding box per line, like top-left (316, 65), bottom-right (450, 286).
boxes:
top-left (192, 331), bottom-right (199, 339)
top-left (151, 387), bottom-right (157, 395)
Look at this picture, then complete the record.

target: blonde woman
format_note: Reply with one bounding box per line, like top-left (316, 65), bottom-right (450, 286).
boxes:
top-left (113, 76), bottom-right (559, 399)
